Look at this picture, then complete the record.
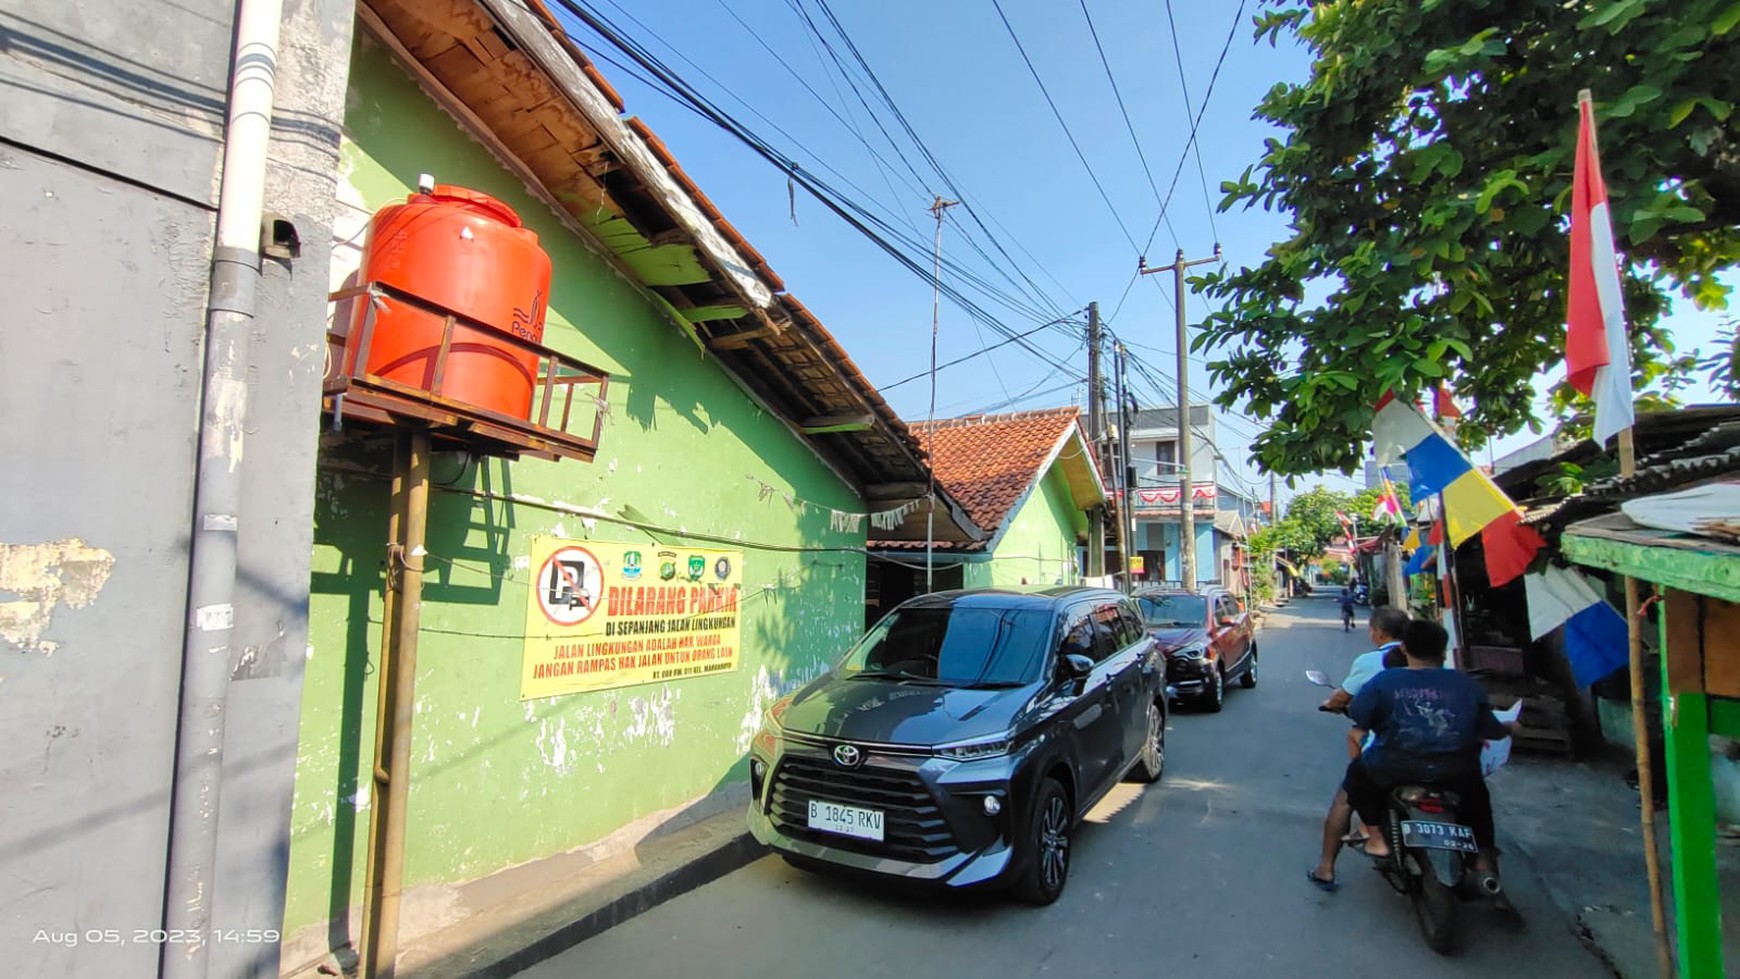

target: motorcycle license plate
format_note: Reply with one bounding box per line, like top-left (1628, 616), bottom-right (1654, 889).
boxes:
top-left (1400, 820), bottom-right (1477, 853)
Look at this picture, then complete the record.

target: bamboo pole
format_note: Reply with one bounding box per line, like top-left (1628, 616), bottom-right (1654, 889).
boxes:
top-left (1579, 83), bottom-right (1672, 978)
top-left (1619, 426), bottom-right (1673, 978)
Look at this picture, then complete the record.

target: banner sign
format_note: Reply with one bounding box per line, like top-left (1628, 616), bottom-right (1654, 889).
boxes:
top-left (1122, 482), bottom-right (1218, 514)
top-left (521, 537), bottom-right (743, 700)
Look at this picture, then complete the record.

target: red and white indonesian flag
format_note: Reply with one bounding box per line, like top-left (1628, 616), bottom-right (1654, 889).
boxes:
top-left (1565, 94), bottom-right (1635, 446)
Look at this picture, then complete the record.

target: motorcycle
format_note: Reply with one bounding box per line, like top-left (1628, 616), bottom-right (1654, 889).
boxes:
top-left (1352, 582), bottom-right (1370, 606)
top-left (1306, 670), bottom-right (1507, 954)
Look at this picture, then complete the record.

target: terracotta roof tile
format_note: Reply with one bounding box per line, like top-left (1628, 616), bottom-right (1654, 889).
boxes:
top-left (890, 408), bottom-right (1087, 545)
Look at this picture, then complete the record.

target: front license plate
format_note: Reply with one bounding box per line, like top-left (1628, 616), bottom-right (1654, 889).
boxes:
top-left (1401, 820), bottom-right (1477, 853)
top-left (807, 799), bottom-right (885, 841)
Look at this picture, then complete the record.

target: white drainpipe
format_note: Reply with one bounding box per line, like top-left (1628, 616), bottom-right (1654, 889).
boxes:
top-left (161, 0), bottom-right (283, 976)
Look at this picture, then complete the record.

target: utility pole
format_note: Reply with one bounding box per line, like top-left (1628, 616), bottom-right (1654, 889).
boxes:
top-left (1139, 245), bottom-right (1221, 591)
top-left (1269, 472), bottom-right (1278, 601)
top-left (1085, 302), bottom-right (1105, 578)
top-left (1114, 342), bottom-right (1135, 591)
top-left (924, 196), bottom-right (958, 594)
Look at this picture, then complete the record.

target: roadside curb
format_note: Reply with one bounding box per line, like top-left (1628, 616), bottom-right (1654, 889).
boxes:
top-left (453, 832), bottom-right (766, 978)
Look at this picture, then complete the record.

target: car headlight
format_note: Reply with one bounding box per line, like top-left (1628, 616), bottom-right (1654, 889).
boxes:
top-left (1172, 645), bottom-right (1209, 661)
top-left (763, 696), bottom-right (791, 731)
top-left (935, 736), bottom-right (1013, 761)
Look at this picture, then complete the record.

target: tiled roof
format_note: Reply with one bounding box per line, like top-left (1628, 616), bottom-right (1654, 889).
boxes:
top-left (874, 408), bottom-right (1090, 550)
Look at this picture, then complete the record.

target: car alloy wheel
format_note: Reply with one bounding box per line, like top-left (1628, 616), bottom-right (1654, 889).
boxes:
top-left (1240, 648), bottom-right (1259, 689)
top-left (1135, 702), bottom-right (1165, 782)
top-left (1015, 778), bottom-right (1071, 905)
top-left (1202, 666), bottom-right (1225, 712)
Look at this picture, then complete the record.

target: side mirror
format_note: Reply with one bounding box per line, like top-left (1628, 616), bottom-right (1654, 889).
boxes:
top-left (1305, 670), bottom-right (1333, 688)
top-left (1062, 653), bottom-right (1094, 678)
top-left (1218, 616), bottom-right (1237, 628)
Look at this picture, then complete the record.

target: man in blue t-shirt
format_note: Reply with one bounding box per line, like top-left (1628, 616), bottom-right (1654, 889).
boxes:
top-left (1309, 607), bottom-right (1409, 890)
top-left (1344, 620), bottom-right (1517, 878)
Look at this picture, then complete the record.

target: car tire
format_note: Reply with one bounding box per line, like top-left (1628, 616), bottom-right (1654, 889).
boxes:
top-left (1200, 666), bottom-right (1226, 712)
top-left (1130, 701), bottom-right (1165, 783)
top-left (1013, 777), bottom-right (1072, 906)
top-left (1240, 646), bottom-right (1259, 689)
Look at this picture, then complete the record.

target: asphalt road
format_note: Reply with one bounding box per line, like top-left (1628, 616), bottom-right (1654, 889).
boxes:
top-left (520, 597), bottom-right (1608, 979)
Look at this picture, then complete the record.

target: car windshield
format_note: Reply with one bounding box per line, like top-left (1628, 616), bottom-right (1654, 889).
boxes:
top-left (1137, 594), bottom-right (1208, 629)
top-left (839, 605), bottom-right (1053, 687)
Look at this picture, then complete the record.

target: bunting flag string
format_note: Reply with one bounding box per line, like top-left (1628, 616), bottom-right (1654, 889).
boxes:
top-left (870, 500), bottom-right (923, 531)
top-left (1371, 392), bottom-right (1545, 587)
top-left (1523, 564), bottom-right (1629, 687)
top-left (745, 475), bottom-right (924, 533)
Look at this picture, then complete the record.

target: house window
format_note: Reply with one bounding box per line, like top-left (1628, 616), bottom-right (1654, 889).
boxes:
top-left (1156, 442), bottom-right (1176, 466)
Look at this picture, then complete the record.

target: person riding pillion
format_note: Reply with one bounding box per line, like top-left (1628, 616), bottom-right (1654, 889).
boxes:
top-left (1343, 620), bottom-right (1520, 883)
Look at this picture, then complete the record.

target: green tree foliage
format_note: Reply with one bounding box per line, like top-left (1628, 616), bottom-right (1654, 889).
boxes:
top-left (1249, 516), bottom-right (1323, 560)
top-left (1286, 485), bottom-right (1356, 548)
top-left (1198, 0), bottom-right (1740, 476)
top-left (1250, 485), bottom-right (1355, 562)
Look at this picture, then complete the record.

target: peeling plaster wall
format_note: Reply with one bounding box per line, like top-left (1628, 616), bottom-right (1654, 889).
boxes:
top-left (0, 1), bottom-right (352, 975)
top-left (282, 37), bottom-right (866, 948)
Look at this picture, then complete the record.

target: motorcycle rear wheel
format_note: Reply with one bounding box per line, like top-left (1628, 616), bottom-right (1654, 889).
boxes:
top-left (1411, 870), bottom-right (1460, 955)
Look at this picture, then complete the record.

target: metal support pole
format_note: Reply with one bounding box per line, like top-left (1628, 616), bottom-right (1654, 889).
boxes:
top-left (1138, 245), bottom-right (1220, 592)
top-left (925, 196), bottom-right (957, 594)
top-left (362, 428), bottom-right (432, 979)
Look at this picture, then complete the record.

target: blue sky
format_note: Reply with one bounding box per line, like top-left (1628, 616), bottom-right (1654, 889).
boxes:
top-left (553, 0), bottom-right (1730, 503)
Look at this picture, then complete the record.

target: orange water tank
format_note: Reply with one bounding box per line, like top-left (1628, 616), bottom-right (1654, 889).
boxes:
top-left (352, 184), bottom-right (553, 419)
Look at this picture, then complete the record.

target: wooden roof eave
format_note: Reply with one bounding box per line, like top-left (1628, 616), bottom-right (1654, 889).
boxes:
top-left (478, 0), bottom-right (778, 323)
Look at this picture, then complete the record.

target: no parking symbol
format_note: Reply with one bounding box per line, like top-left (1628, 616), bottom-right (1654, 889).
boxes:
top-left (536, 544), bottom-right (603, 626)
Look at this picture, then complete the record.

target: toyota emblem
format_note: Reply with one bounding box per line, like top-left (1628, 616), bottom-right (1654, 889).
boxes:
top-left (832, 743), bottom-right (863, 768)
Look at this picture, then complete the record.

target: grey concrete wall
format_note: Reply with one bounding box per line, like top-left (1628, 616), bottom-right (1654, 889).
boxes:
top-left (0, 1), bottom-right (351, 975)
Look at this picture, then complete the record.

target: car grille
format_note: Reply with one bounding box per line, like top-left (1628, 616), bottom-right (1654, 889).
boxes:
top-left (769, 756), bottom-right (959, 863)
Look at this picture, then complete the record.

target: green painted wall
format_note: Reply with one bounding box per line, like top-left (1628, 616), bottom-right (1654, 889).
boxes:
top-left (962, 461), bottom-right (1088, 589)
top-left (285, 37), bottom-right (866, 937)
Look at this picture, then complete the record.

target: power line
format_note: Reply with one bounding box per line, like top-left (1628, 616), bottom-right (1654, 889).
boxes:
top-left (1161, 0), bottom-right (1221, 243)
top-left (1078, 0), bottom-right (1177, 249)
top-left (708, 0), bottom-right (929, 233)
top-left (551, 0), bottom-right (1082, 378)
top-left (1139, 0), bottom-right (1246, 258)
top-left (948, 372), bottom-right (1086, 417)
top-left (881, 312), bottom-right (1085, 390)
top-left (563, 25), bottom-right (1057, 325)
top-left (803, 0), bottom-right (1078, 323)
top-left (991, 0), bottom-right (1143, 254)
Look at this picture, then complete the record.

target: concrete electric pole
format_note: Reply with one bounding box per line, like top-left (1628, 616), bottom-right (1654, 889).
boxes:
top-left (1139, 245), bottom-right (1220, 592)
top-left (1114, 341), bottom-right (1135, 589)
top-left (1085, 301), bottom-right (1105, 577)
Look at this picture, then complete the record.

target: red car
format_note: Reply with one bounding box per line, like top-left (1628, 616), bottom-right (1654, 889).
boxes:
top-left (1135, 587), bottom-right (1257, 712)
